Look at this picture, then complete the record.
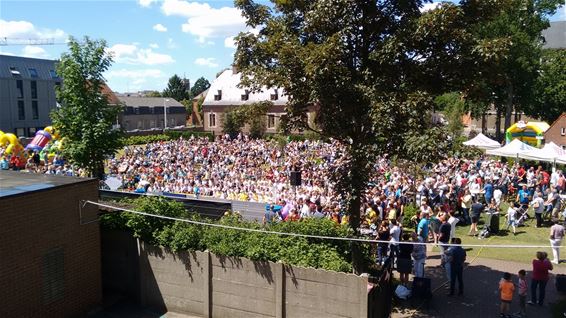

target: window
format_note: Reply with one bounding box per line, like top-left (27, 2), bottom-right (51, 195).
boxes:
top-left (241, 90), bottom-right (249, 101)
top-left (270, 89), bottom-right (278, 101)
top-left (170, 118), bottom-right (176, 126)
top-left (214, 90), bottom-right (222, 101)
top-left (137, 120), bottom-right (143, 129)
top-left (149, 119), bottom-right (156, 128)
top-left (16, 80), bottom-right (23, 98)
top-left (31, 81), bottom-right (38, 99)
top-left (561, 127), bottom-right (565, 136)
top-left (28, 68), bottom-right (38, 78)
top-left (16, 128), bottom-right (25, 137)
top-left (209, 113), bottom-right (217, 127)
top-left (17, 100), bottom-right (25, 120)
top-left (32, 101), bottom-right (39, 119)
top-left (9, 66), bottom-right (21, 76)
top-left (49, 70), bottom-right (58, 79)
top-left (267, 114), bottom-right (276, 129)
top-left (42, 247), bottom-right (65, 304)
top-left (29, 127), bottom-right (37, 135)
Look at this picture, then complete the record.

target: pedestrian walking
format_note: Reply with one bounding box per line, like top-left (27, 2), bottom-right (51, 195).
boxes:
top-left (550, 219), bottom-right (565, 264)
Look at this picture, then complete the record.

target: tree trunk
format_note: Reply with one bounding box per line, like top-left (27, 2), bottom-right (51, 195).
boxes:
top-left (481, 112), bottom-right (487, 134)
top-left (504, 80), bottom-right (514, 132)
top-left (348, 193), bottom-right (363, 274)
top-left (495, 108), bottom-right (502, 141)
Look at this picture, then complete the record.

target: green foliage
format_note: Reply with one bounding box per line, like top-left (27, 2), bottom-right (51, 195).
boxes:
top-left (146, 91), bottom-right (162, 97)
top-left (435, 92), bottom-right (465, 136)
top-left (121, 131), bottom-right (214, 146)
top-left (190, 77), bottom-right (211, 97)
top-left (100, 197), bottom-right (355, 272)
top-left (221, 102), bottom-right (271, 138)
top-left (526, 49), bottom-right (566, 123)
top-left (401, 204), bottom-right (419, 230)
top-left (51, 36), bottom-right (124, 179)
top-left (162, 74), bottom-right (190, 101)
top-left (222, 108), bottom-right (246, 138)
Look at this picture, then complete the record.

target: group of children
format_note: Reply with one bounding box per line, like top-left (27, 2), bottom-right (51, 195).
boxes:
top-left (499, 270), bottom-right (528, 318)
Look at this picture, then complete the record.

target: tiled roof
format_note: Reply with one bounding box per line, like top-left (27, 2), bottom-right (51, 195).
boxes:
top-left (117, 96), bottom-right (183, 107)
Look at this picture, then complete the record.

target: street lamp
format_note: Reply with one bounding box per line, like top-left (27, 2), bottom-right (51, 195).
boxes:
top-left (164, 98), bottom-right (170, 129)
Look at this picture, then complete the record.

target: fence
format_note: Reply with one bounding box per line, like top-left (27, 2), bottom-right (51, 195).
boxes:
top-left (101, 230), bottom-right (393, 318)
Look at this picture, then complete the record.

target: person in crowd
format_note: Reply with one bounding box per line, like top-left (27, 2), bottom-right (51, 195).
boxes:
top-left (550, 218), bottom-right (565, 265)
top-left (461, 189), bottom-right (472, 225)
top-left (470, 197), bottom-right (483, 236)
top-left (506, 203), bottom-right (518, 235)
top-left (389, 219), bottom-right (401, 260)
top-left (397, 233), bottom-right (413, 286)
top-left (517, 185), bottom-right (530, 211)
top-left (411, 232), bottom-right (426, 278)
top-left (484, 179), bottom-right (494, 204)
top-left (528, 251), bottom-right (553, 306)
top-left (376, 220), bottom-right (390, 265)
top-left (499, 272), bottom-right (515, 318)
top-left (417, 211), bottom-right (430, 242)
top-left (517, 269), bottom-right (528, 317)
top-left (531, 192), bottom-right (545, 228)
top-left (446, 237), bottom-right (466, 296)
top-left (438, 215), bottom-right (451, 266)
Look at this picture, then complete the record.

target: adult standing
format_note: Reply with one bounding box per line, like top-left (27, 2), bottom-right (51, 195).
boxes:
top-left (531, 193), bottom-right (545, 228)
top-left (397, 233), bottom-right (413, 286)
top-left (417, 211), bottom-right (430, 242)
top-left (376, 220), bottom-right (391, 265)
top-left (529, 251), bottom-right (553, 306)
top-left (484, 179), bottom-right (494, 204)
top-left (469, 198), bottom-right (483, 236)
top-left (446, 238), bottom-right (466, 296)
top-left (517, 185), bottom-right (530, 211)
top-left (550, 219), bottom-right (565, 264)
top-left (411, 232), bottom-right (427, 278)
top-left (461, 189), bottom-right (472, 225)
top-left (438, 216), bottom-right (451, 264)
top-left (390, 219), bottom-right (401, 260)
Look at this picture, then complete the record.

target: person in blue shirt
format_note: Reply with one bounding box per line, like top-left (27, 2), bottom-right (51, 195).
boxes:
top-left (484, 179), bottom-right (494, 204)
top-left (0, 156), bottom-right (9, 170)
top-left (517, 185), bottom-right (530, 210)
top-left (417, 211), bottom-right (430, 241)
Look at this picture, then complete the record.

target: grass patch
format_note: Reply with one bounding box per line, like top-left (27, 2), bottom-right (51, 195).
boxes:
top-left (449, 201), bottom-right (564, 264)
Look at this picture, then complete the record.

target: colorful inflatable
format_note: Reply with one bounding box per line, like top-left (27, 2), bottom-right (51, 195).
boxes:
top-left (505, 121), bottom-right (549, 148)
top-left (25, 126), bottom-right (59, 152)
top-left (0, 130), bottom-right (23, 155)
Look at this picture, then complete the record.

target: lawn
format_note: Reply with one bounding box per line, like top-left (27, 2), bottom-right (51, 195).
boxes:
top-left (435, 201), bottom-right (565, 265)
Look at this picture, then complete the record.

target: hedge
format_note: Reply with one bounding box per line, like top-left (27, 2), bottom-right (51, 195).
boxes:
top-left (100, 196), bottom-right (371, 273)
top-left (122, 131), bottom-right (214, 145)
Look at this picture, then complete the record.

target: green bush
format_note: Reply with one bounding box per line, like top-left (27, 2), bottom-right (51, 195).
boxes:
top-left (402, 203), bottom-right (418, 231)
top-left (122, 131), bottom-right (214, 145)
top-left (100, 197), bottom-right (355, 272)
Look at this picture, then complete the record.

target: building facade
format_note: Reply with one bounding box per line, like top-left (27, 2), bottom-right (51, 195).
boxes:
top-left (117, 96), bottom-right (186, 131)
top-left (544, 113), bottom-right (566, 150)
top-left (203, 68), bottom-right (314, 135)
top-left (0, 55), bottom-right (60, 137)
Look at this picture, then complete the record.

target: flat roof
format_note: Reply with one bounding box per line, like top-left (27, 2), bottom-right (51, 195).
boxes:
top-left (0, 170), bottom-right (94, 198)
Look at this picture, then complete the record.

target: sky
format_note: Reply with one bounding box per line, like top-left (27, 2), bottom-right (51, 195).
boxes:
top-left (0, 0), bottom-right (564, 93)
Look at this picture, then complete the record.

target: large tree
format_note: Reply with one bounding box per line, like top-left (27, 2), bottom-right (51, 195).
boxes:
top-left (51, 37), bottom-right (123, 179)
top-left (234, 0), bottom-right (493, 272)
top-left (163, 74), bottom-right (190, 101)
top-left (190, 77), bottom-right (211, 97)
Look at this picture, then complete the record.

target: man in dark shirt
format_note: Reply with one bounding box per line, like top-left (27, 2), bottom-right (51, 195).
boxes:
top-left (447, 238), bottom-right (466, 296)
top-left (438, 216), bottom-right (452, 265)
top-left (469, 199), bottom-right (483, 235)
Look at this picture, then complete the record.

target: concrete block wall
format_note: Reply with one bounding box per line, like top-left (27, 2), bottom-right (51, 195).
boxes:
top-left (126, 239), bottom-right (369, 318)
top-left (0, 179), bottom-right (101, 318)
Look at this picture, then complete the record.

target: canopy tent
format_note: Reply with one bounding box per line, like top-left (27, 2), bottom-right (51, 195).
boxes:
top-left (486, 138), bottom-right (536, 158)
top-left (505, 121), bottom-right (550, 148)
top-left (519, 142), bottom-right (566, 164)
top-left (462, 133), bottom-right (501, 150)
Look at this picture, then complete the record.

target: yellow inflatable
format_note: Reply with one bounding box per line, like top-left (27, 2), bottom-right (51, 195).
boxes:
top-left (0, 130), bottom-right (23, 155)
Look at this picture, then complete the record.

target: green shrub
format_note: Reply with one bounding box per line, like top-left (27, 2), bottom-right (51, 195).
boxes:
top-left (122, 131), bottom-right (214, 146)
top-left (402, 203), bottom-right (418, 231)
top-left (100, 197), bottom-right (356, 272)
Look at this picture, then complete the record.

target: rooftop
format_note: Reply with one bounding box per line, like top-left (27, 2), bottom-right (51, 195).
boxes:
top-left (0, 170), bottom-right (93, 198)
top-left (542, 21), bottom-right (566, 49)
top-left (0, 54), bottom-right (59, 80)
top-left (118, 96), bottom-right (184, 108)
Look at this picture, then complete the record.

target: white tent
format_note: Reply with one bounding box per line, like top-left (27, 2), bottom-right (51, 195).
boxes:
top-left (519, 142), bottom-right (566, 163)
top-left (486, 139), bottom-right (536, 158)
top-left (462, 133), bottom-right (501, 150)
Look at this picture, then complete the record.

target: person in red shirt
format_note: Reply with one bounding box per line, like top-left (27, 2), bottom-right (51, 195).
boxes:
top-left (529, 251), bottom-right (553, 306)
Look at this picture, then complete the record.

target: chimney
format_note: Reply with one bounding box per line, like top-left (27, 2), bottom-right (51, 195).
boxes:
top-left (232, 64), bottom-right (239, 74)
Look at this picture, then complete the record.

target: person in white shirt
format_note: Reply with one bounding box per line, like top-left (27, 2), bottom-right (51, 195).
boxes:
top-left (531, 193), bottom-right (545, 228)
top-left (549, 219), bottom-right (565, 264)
top-left (389, 219), bottom-right (401, 259)
top-left (506, 203), bottom-right (518, 235)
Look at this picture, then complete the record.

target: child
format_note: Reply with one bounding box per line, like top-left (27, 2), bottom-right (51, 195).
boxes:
top-left (499, 272), bottom-right (515, 318)
top-left (506, 204), bottom-right (518, 235)
top-left (517, 269), bottom-right (527, 317)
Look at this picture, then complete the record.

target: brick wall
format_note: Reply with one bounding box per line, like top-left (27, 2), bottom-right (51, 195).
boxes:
top-left (0, 179), bottom-right (102, 318)
top-left (544, 114), bottom-right (566, 148)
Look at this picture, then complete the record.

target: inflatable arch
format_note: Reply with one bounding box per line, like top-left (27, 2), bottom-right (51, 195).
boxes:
top-left (505, 121), bottom-right (549, 148)
top-left (0, 130), bottom-right (24, 155)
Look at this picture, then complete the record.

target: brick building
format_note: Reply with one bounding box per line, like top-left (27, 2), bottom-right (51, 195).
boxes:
top-left (544, 113), bottom-right (566, 150)
top-left (0, 171), bottom-right (101, 317)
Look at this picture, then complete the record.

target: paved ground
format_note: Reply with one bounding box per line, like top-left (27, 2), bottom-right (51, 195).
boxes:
top-left (392, 252), bottom-right (566, 318)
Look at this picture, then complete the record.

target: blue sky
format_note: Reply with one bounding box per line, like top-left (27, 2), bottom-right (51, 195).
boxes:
top-left (1, 0), bottom-right (564, 93)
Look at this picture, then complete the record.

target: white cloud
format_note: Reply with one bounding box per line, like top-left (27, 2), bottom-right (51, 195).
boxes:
top-left (107, 43), bottom-right (175, 65)
top-left (167, 38), bottom-right (177, 49)
top-left (149, 43), bottom-right (159, 49)
top-left (224, 36), bottom-right (236, 49)
top-left (22, 45), bottom-right (49, 58)
top-left (194, 57), bottom-right (219, 68)
top-left (138, 0), bottom-right (157, 7)
top-left (153, 23), bottom-right (168, 32)
top-left (106, 69), bottom-right (166, 88)
top-left (161, 0), bottom-right (248, 43)
top-left (0, 19), bottom-right (66, 39)
top-left (421, 2), bottom-right (441, 12)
